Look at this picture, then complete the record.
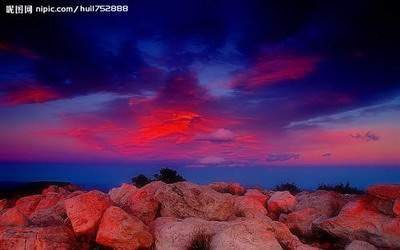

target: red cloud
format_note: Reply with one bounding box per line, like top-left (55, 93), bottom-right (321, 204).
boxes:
top-left (231, 55), bottom-right (320, 89)
top-left (2, 86), bottom-right (61, 105)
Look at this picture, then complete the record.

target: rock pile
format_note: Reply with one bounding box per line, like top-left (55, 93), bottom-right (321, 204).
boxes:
top-left (0, 182), bottom-right (399, 249)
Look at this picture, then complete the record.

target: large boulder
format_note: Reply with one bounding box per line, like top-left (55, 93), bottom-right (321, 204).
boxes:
top-left (155, 182), bottom-right (235, 221)
top-left (96, 206), bottom-right (153, 250)
top-left (367, 184), bottom-right (400, 200)
top-left (285, 208), bottom-right (326, 238)
top-left (15, 194), bottom-right (42, 217)
top-left (209, 182), bottom-right (246, 195)
top-left (0, 225), bottom-right (77, 249)
top-left (151, 216), bottom-right (316, 250)
top-left (234, 196), bottom-right (268, 218)
top-left (267, 191), bottom-right (297, 219)
top-left (29, 193), bottom-right (67, 226)
top-left (345, 240), bottom-right (377, 250)
top-left (65, 190), bottom-right (111, 235)
top-left (127, 182), bottom-right (165, 225)
top-left (42, 185), bottom-right (70, 196)
top-left (108, 183), bottom-right (137, 209)
top-left (244, 189), bottom-right (269, 206)
top-left (295, 191), bottom-right (346, 217)
top-left (315, 198), bottom-right (400, 248)
top-left (0, 208), bottom-right (29, 226)
top-left (210, 218), bottom-right (283, 250)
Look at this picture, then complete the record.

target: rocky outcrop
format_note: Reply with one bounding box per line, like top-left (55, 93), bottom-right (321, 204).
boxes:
top-left (315, 198), bottom-right (400, 248)
top-left (345, 240), bottom-right (377, 250)
top-left (127, 181), bottom-right (165, 224)
top-left (285, 207), bottom-right (326, 238)
top-left (234, 196), bottom-right (268, 218)
top-left (295, 190), bottom-right (346, 217)
top-left (151, 216), bottom-right (316, 250)
top-left (244, 189), bottom-right (269, 206)
top-left (267, 191), bottom-right (297, 219)
top-left (0, 200), bottom-right (7, 213)
top-left (15, 194), bottom-right (42, 217)
top-left (367, 184), bottom-right (400, 200)
top-left (108, 183), bottom-right (137, 209)
top-left (155, 182), bottom-right (235, 221)
top-left (65, 190), bottom-right (111, 235)
top-left (96, 206), bottom-right (153, 249)
top-left (394, 198), bottom-right (400, 217)
top-left (0, 225), bottom-right (77, 249)
top-left (0, 208), bottom-right (29, 226)
top-left (209, 182), bottom-right (246, 195)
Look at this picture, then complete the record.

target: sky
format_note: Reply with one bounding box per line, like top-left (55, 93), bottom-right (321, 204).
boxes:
top-left (1, 1), bottom-right (400, 185)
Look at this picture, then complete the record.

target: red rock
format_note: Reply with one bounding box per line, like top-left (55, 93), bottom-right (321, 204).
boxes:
top-left (285, 208), bottom-right (326, 237)
top-left (127, 181), bottom-right (165, 224)
top-left (367, 184), bottom-right (400, 200)
top-left (0, 225), bottom-right (76, 250)
top-left (96, 206), bottom-right (153, 250)
top-left (15, 194), bottom-right (42, 217)
top-left (0, 208), bottom-right (29, 226)
top-left (234, 196), bottom-right (268, 218)
top-left (345, 240), bottom-right (377, 250)
top-left (393, 198), bottom-right (400, 217)
top-left (36, 193), bottom-right (64, 210)
top-left (267, 191), bottom-right (297, 219)
top-left (315, 198), bottom-right (400, 248)
top-left (0, 200), bottom-right (7, 213)
top-left (155, 182), bottom-right (235, 221)
top-left (295, 190), bottom-right (346, 217)
top-left (42, 185), bottom-right (70, 196)
top-left (108, 183), bottom-right (137, 209)
top-left (65, 190), bottom-right (111, 235)
top-left (209, 182), bottom-right (246, 195)
top-left (244, 189), bottom-right (269, 206)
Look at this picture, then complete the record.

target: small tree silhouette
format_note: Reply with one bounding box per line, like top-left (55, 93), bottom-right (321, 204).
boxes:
top-left (154, 168), bottom-right (185, 184)
top-left (273, 182), bottom-right (301, 195)
top-left (131, 174), bottom-right (151, 187)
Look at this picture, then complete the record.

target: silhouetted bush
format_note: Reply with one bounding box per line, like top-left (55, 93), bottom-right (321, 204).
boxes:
top-left (273, 182), bottom-right (301, 195)
top-left (154, 168), bottom-right (185, 184)
top-left (131, 174), bottom-right (151, 188)
top-left (188, 233), bottom-right (211, 250)
top-left (317, 182), bottom-right (364, 194)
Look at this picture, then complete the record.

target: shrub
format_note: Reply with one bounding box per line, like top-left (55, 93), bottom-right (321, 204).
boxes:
top-left (131, 174), bottom-right (151, 188)
top-left (154, 168), bottom-right (185, 184)
top-left (317, 182), bottom-right (364, 194)
top-left (273, 182), bottom-right (301, 195)
top-left (188, 233), bottom-right (211, 250)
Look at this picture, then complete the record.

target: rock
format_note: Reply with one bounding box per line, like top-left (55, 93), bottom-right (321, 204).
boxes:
top-left (285, 208), bottom-right (326, 238)
top-left (42, 185), bottom-right (70, 196)
top-left (345, 240), bottom-right (377, 250)
top-left (96, 206), bottom-right (153, 250)
top-left (151, 217), bottom-right (227, 250)
top-left (244, 189), bottom-right (269, 206)
top-left (0, 225), bottom-right (76, 249)
top-left (0, 200), bottom-right (7, 213)
top-left (394, 198), bottom-right (400, 217)
top-left (369, 196), bottom-right (394, 216)
top-left (65, 190), bottom-right (111, 235)
top-left (151, 216), bottom-right (316, 250)
top-left (367, 184), bottom-right (400, 200)
top-left (210, 218), bottom-right (283, 250)
top-left (209, 182), bottom-right (246, 195)
top-left (234, 196), bottom-right (268, 218)
top-left (267, 191), bottom-right (297, 218)
top-left (0, 208), bottom-right (29, 226)
top-left (108, 183), bottom-right (137, 209)
top-left (29, 193), bottom-right (67, 226)
top-left (295, 190), bottom-right (346, 217)
top-left (15, 194), bottom-right (42, 217)
top-left (315, 198), bottom-right (400, 248)
top-left (155, 182), bottom-right (235, 221)
top-left (128, 182), bottom-right (164, 224)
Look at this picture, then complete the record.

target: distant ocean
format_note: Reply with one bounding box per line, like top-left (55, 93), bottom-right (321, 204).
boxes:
top-left (1, 162), bottom-right (400, 191)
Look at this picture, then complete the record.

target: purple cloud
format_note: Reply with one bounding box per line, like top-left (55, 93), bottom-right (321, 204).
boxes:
top-left (266, 153), bottom-right (300, 162)
top-left (351, 131), bottom-right (380, 142)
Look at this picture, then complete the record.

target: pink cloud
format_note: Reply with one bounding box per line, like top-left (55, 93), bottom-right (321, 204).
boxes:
top-left (231, 54), bottom-right (320, 89)
top-left (1, 85), bottom-right (61, 106)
